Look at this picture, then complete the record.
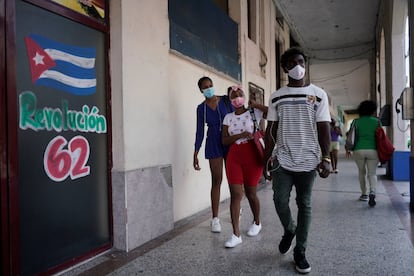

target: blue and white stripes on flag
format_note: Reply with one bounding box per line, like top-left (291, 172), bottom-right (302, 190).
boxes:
top-left (25, 34), bottom-right (97, 96)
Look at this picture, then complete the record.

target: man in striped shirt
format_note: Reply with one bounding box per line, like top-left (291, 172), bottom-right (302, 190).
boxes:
top-left (264, 47), bottom-right (331, 274)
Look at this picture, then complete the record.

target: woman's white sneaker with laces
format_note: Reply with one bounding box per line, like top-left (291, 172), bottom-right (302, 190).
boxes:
top-left (224, 234), bottom-right (242, 248)
top-left (211, 217), bottom-right (221, 233)
top-left (247, 222), bottom-right (262, 236)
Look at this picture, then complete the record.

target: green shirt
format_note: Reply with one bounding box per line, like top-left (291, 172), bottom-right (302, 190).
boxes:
top-left (354, 116), bottom-right (379, 150)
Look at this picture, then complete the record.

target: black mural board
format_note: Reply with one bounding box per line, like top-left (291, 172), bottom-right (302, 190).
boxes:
top-left (15, 0), bottom-right (110, 274)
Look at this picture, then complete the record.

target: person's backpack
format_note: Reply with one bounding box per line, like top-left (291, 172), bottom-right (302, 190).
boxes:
top-left (375, 121), bottom-right (395, 162)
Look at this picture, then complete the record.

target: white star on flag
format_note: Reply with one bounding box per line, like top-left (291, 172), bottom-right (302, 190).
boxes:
top-left (33, 52), bottom-right (44, 65)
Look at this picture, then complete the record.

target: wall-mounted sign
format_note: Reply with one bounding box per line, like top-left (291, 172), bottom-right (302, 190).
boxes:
top-left (51, 0), bottom-right (105, 21)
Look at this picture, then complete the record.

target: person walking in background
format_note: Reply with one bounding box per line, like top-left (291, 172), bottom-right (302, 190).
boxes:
top-left (221, 85), bottom-right (267, 248)
top-left (345, 100), bottom-right (379, 207)
top-left (193, 76), bottom-right (234, 233)
top-left (263, 47), bottom-right (331, 274)
top-left (330, 119), bottom-right (342, 173)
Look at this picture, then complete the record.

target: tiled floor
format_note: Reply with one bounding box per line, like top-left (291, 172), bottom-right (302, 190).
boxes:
top-left (61, 155), bottom-right (414, 275)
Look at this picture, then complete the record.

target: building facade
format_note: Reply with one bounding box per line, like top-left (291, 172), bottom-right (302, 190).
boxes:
top-left (1, 0), bottom-right (412, 274)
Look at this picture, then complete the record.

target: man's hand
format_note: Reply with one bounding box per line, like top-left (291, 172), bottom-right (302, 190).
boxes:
top-left (318, 160), bottom-right (330, 178)
top-left (263, 157), bottom-right (273, 180)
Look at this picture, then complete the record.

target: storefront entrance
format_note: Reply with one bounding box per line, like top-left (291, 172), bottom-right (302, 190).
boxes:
top-left (1, 1), bottom-right (112, 274)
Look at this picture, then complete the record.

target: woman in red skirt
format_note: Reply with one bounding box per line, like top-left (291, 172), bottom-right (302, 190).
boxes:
top-left (222, 86), bottom-right (267, 248)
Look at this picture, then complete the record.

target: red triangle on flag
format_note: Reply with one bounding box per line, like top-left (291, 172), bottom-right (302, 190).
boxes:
top-left (24, 36), bottom-right (56, 83)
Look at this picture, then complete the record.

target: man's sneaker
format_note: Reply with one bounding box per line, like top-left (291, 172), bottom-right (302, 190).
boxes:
top-left (247, 222), bottom-right (262, 236)
top-left (359, 195), bottom-right (369, 201)
top-left (224, 234), bottom-right (242, 248)
top-left (211, 217), bottom-right (221, 233)
top-left (294, 251), bottom-right (311, 274)
top-left (368, 194), bottom-right (376, 207)
top-left (279, 231), bottom-right (295, 255)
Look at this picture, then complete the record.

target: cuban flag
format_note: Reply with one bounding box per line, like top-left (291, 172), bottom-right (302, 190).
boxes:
top-left (25, 34), bottom-right (96, 96)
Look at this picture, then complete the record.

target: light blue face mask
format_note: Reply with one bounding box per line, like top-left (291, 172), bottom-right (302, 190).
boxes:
top-left (202, 87), bottom-right (215, 99)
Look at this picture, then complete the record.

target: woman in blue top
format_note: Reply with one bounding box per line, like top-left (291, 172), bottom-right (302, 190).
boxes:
top-left (193, 76), bottom-right (233, 233)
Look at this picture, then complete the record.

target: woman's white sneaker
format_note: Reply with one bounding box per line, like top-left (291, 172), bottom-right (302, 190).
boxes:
top-left (224, 234), bottom-right (242, 248)
top-left (211, 217), bottom-right (221, 233)
top-left (247, 222), bottom-right (262, 236)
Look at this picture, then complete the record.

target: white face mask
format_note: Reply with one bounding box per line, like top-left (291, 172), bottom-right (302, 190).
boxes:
top-left (288, 65), bottom-right (306, 80)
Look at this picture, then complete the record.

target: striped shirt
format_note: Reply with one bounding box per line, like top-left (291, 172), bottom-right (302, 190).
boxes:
top-left (267, 84), bottom-right (331, 172)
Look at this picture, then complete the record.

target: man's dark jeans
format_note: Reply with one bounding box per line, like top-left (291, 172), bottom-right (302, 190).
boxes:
top-left (272, 166), bottom-right (316, 253)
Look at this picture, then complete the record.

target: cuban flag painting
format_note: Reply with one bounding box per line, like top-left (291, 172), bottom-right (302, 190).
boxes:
top-left (24, 34), bottom-right (96, 96)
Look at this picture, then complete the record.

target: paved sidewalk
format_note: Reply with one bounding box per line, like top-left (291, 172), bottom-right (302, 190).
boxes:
top-left (61, 156), bottom-right (414, 275)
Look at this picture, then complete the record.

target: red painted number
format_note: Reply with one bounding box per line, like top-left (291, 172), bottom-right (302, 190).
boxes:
top-left (44, 135), bottom-right (90, 182)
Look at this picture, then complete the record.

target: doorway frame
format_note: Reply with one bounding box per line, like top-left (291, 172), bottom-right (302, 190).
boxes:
top-left (1, 0), bottom-right (113, 274)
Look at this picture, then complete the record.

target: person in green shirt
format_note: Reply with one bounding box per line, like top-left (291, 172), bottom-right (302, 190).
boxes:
top-left (346, 100), bottom-right (379, 207)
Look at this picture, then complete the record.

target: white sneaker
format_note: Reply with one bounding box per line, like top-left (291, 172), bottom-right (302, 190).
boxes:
top-left (211, 217), bottom-right (221, 233)
top-left (224, 234), bottom-right (242, 248)
top-left (247, 222), bottom-right (262, 236)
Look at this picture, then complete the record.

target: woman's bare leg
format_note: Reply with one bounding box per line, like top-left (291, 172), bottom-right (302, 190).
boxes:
top-left (209, 158), bottom-right (223, 218)
top-left (229, 184), bottom-right (243, 236)
top-left (245, 185), bottom-right (260, 224)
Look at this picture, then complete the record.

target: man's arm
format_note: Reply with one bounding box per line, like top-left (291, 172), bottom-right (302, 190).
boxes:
top-left (263, 121), bottom-right (278, 179)
top-left (249, 99), bottom-right (269, 118)
top-left (317, 121), bottom-right (331, 178)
